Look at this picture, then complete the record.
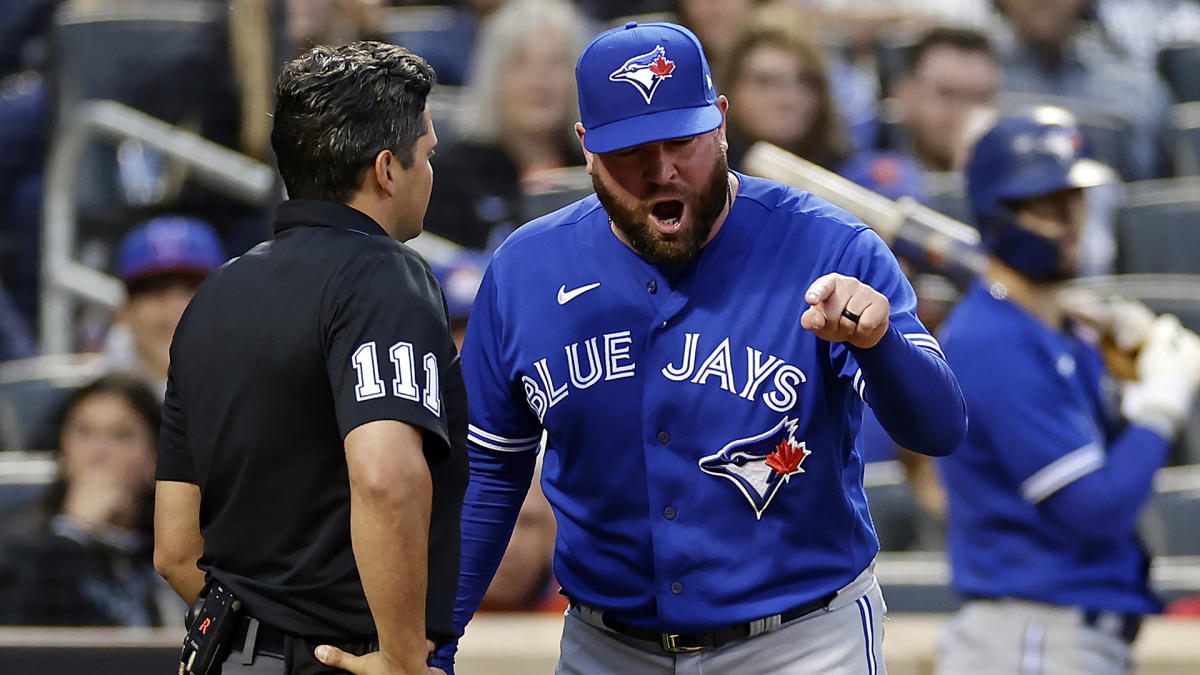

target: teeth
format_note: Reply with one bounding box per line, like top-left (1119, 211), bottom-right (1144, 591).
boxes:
top-left (661, 217), bottom-right (679, 225)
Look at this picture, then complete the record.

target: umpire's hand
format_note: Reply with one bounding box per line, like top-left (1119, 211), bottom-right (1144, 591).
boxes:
top-left (801, 273), bottom-right (890, 349)
top-left (314, 640), bottom-right (446, 675)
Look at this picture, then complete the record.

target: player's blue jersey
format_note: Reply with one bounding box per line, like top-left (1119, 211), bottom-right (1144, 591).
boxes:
top-left (461, 172), bottom-right (945, 631)
top-left (937, 281), bottom-right (1158, 614)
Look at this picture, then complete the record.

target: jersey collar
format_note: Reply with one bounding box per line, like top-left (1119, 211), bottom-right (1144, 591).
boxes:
top-left (273, 199), bottom-right (390, 238)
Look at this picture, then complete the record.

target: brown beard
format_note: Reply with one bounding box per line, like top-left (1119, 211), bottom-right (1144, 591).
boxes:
top-left (594, 146), bottom-right (730, 266)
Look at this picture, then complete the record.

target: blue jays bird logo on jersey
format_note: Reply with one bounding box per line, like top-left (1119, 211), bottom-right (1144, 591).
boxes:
top-left (609, 45), bottom-right (675, 104)
top-left (699, 417), bottom-right (811, 519)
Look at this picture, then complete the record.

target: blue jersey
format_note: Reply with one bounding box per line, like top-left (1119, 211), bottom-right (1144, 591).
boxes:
top-left (938, 281), bottom-right (1159, 614)
top-left (461, 173), bottom-right (952, 631)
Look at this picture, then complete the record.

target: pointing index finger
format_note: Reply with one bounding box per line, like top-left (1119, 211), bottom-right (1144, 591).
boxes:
top-left (805, 273), bottom-right (838, 306)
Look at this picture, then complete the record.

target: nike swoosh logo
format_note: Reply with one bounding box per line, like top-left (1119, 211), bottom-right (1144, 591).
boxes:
top-left (557, 282), bottom-right (601, 305)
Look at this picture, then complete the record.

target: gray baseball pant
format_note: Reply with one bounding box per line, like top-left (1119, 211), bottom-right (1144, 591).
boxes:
top-left (556, 566), bottom-right (887, 675)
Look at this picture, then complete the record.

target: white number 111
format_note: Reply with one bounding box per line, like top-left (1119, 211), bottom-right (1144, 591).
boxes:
top-left (351, 341), bottom-right (441, 415)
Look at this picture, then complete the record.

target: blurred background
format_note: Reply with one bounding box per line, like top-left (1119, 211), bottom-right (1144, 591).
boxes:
top-left (1, 0), bottom-right (1199, 673)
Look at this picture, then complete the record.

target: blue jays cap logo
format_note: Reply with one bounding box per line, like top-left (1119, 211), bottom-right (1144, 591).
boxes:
top-left (609, 45), bottom-right (676, 104)
top-left (699, 417), bottom-right (811, 519)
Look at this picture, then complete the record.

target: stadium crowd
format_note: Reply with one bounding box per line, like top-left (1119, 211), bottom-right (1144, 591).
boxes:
top-left (1, 0), bottom-right (1199, 656)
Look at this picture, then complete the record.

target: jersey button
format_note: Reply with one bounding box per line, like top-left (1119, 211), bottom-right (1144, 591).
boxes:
top-left (670, 581), bottom-right (683, 594)
top-left (657, 430), bottom-right (670, 444)
top-left (663, 506), bottom-right (676, 520)
top-left (647, 280), bottom-right (657, 294)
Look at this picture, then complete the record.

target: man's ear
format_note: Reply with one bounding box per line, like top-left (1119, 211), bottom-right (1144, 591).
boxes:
top-left (372, 149), bottom-right (397, 197)
top-left (575, 122), bottom-right (595, 174)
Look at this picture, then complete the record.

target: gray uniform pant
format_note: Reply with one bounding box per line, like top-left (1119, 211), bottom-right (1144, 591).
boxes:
top-left (557, 566), bottom-right (887, 675)
top-left (936, 598), bottom-right (1133, 675)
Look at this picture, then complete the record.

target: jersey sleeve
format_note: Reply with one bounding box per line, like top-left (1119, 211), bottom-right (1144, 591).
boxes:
top-left (156, 363), bottom-right (196, 483)
top-left (949, 333), bottom-right (1106, 504)
top-left (324, 249), bottom-right (455, 462)
top-left (828, 228), bottom-right (943, 394)
top-left (460, 264), bottom-right (543, 454)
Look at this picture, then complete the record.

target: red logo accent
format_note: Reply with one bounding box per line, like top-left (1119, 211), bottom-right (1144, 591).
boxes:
top-left (765, 439), bottom-right (807, 475)
top-left (198, 618), bottom-right (211, 634)
top-left (649, 56), bottom-right (675, 77)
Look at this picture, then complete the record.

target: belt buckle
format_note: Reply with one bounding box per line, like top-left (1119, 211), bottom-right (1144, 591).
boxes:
top-left (661, 634), bottom-right (704, 653)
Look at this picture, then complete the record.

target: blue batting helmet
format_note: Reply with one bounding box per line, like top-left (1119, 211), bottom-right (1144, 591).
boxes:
top-left (965, 106), bottom-right (1112, 279)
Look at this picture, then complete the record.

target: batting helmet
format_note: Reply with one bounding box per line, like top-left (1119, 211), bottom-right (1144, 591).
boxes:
top-left (965, 106), bottom-right (1112, 279)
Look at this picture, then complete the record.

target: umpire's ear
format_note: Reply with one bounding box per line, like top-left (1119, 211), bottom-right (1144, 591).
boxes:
top-left (575, 122), bottom-right (595, 175)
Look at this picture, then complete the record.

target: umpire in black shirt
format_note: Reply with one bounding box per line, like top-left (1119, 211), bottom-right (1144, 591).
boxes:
top-left (154, 42), bottom-right (464, 675)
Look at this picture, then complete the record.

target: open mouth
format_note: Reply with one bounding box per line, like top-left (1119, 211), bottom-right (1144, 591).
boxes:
top-left (650, 200), bottom-right (684, 234)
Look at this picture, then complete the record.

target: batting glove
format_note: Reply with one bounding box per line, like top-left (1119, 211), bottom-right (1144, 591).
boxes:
top-left (1121, 314), bottom-right (1200, 438)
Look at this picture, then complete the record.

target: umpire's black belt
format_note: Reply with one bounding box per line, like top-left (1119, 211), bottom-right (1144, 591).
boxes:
top-left (570, 592), bottom-right (837, 653)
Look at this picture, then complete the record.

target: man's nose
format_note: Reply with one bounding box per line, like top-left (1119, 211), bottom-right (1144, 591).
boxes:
top-left (642, 145), bottom-right (678, 186)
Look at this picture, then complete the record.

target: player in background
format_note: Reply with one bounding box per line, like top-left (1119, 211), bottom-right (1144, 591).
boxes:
top-left (434, 21), bottom-right (966, 675)
top-left (936, 107), bottom-right (1200, 675)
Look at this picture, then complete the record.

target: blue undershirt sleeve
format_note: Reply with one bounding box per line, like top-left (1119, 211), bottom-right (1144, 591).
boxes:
top-left (1038, 424), bottom-right (1169, 541)
top-left (849, 325), bottom-right (967, 457)
top-left (431, 446), bottom-right (536, 670)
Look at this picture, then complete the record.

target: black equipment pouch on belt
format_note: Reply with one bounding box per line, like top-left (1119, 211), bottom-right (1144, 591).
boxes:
top-left (179, 581), bottom-right (243, 675)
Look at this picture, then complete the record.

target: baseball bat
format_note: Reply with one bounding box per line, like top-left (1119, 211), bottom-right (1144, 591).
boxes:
top-left (741, 141), bottom-right (1147, 378)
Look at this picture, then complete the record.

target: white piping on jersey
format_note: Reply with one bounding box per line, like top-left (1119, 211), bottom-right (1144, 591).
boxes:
top-left (903, 332), bottom-right (946, 359)
top-left (467, 424), bottom-right (541, 453)
top-left (1019, 441), bottom-right (1105, 504)
top-left (1020, 621), bottom-right (1045, 675)
top-left (852, 369), bottom-right (868, 404)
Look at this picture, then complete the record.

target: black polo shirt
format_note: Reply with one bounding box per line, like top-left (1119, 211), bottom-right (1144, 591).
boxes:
top-left (157, 200), bottom-right (467, 642)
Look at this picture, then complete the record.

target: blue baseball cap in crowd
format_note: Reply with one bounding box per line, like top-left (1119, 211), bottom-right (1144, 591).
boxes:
top-left (116, 215), bottom-right (226, 286)
top-left (576, 22), bottom-right (722, 154)
top-left (840, 152), bottom-right (928, 203)
top-left (431, 251), bottom-right (489, 321)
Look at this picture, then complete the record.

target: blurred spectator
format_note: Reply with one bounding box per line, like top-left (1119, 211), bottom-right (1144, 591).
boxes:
top-left (0, 69), bottom-right (50, 326)
top-left (839, 152), bottom-right (928, 201)
top-left (1093, 0), bottom-right (1200, 68)
top-left (385, 0), bottom-right (511, 87)
top-left (577, 0), bottom-right (674, 22)
top-left (0, 0), bottom-right (54, 78)
top-left (722, 24), bottom-right (854, 171)
top-left (674, 0), bottom-right (761, 78)
top-left (423, 0), bottom-right (589, 250)
top-left (891, 26), bottom-right (999, 172)
top-left (0, 280), bottom-right (34, 362)
top-left (432, 251), bottom-right (489, 350)
top-left (0, 374), bottom-right (181, 626)
top-left (478, 464), bottom-right (565, 613)
top-left (283, 0), bottom-right (385, 53)
top-left (992, 0), bottom-right (1173, 180)
top-left (103, 216), bottom-right (226, 396)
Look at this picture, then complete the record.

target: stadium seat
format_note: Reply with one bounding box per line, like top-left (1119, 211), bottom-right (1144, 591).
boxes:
top-left (1114, 178), bottom-right (1200, 275)
top-left (0, 354), bottom-right (106, 451)
top-left (1171, 102), bottom-right (1200, 175)
top-left (520, 167), bottom-right (593, 224)
top-left (50, 0), bottom-right (234, 223)
top-left (1157, 42), bottom-right (1200, 103)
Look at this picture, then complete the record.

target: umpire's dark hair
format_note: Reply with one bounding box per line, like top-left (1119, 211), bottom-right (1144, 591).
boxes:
top-left (271, 41), bottom-right (436, 204)
top-left (903, 26), bottom-right (994, 76)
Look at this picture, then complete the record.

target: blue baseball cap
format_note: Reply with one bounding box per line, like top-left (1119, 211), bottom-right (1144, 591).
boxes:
top-left (431, 251), bottom-right (489, 321)
top-left (116, 215), bottom-right (226, 286)
top-left (576, 22), bottom-right (722, 154)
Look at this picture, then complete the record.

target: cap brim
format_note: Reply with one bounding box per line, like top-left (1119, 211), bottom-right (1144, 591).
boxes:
top-left (583, 104), bottom-right (723, 154)
top-left (121, 263), bottom-right (214, 287)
